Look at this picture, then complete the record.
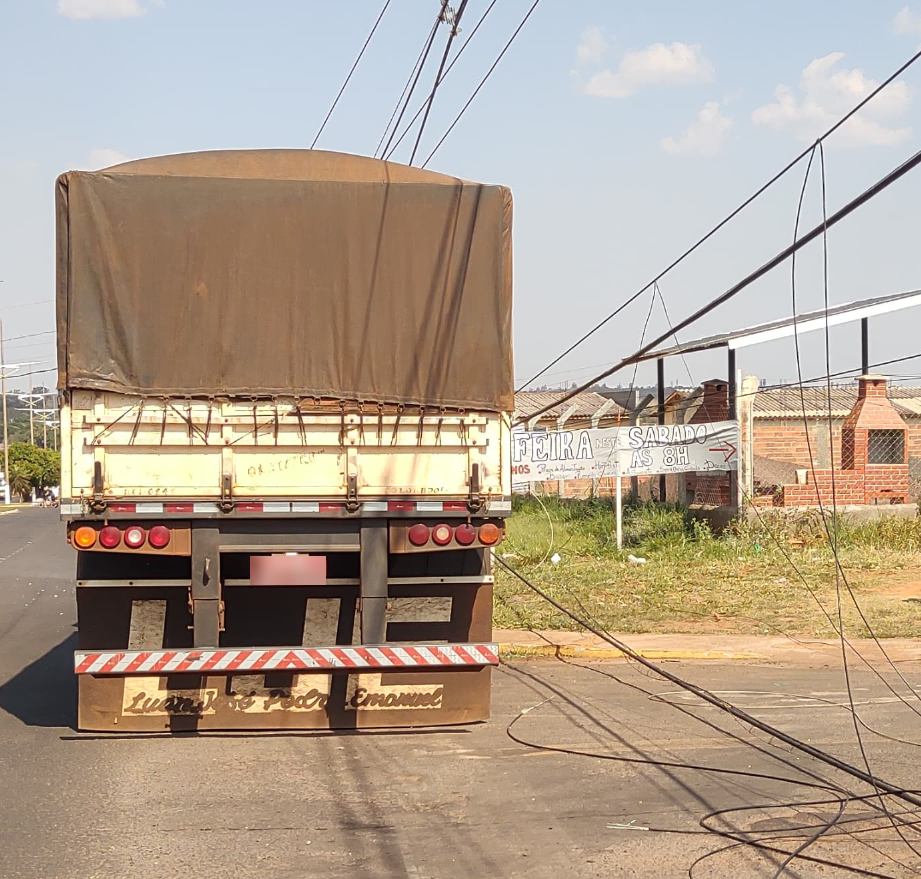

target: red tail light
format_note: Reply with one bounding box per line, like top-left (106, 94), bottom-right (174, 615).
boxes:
top-left (123, 525), bottom-right (147, 548)
top-left (455, 523), bottom-right (476, 546)
top-left (431, 523), bottom-right (453, 546)
top-left (99, 526), bottom-right (121, 549)
top-left (408, 523), bottom-right (430, 546)
top-left (148, 525), bottom-right (171, 549)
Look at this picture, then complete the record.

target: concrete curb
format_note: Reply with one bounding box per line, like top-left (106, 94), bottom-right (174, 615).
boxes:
top-left (495, 630), bottom-right (921, 665)
top-left (498, 643), bottom-right (766, 662)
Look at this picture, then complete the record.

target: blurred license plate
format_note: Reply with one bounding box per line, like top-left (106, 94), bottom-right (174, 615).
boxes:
top-left (250, 554), bottom-right (327, 586)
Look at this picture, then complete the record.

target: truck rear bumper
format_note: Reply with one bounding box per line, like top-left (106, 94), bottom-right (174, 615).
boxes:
top-left (75, 643), bottom-right (499, 675)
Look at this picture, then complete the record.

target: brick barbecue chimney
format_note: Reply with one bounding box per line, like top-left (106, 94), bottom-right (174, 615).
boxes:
top-left (841, 375), bottom-right (908, 470)
top-left (691, 379), bottom-right (730, 424)
top-left (776, 374), bottom-right (910, 508)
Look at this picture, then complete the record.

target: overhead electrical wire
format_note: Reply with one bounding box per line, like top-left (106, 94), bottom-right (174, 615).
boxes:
top-left (420, 0), bottom-right (542, 168)
top-left (374, 17), bottom-right (440, 158)
top-left (1, 330), bottom-right (54, 343)
top-left (785, 144), bottom-right (921, 873)
top-left (515, 343), bottom-right (921, 389)
top-left (310, 0), bottom-right (393, 149)
top-left (378, 4), bottom-right (446, 161)
top-left (517, 45), bottom-right (921, 392)
top-left (382, 0), bottom-right (499, 160)
top-left (504, 281), bottom-right (921, 874)
top-left (407, 0), bottom-right (469, 165)
top-left (515, 143), bottom-right (921, 428)
top-left (616, 259), bottom-right (921, 733)
top-left (791, 150), bottom-right (921, 719)
top-left (0, 299), bottom-right (53, 311)
top-left (629, 217), bottom-right (921, 739)
top-left (780, 142), bottom-right (880, 878)
top-left (588, 284), bottom-right (660, 482)
top-left (500, 144), bottom-right (921, 873)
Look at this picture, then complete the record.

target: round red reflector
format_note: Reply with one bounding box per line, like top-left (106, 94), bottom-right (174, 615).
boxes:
top-left (98, 526), bottom-right (121, 549)
top-left (124, 526), bottom-right (147, 548)
top-left (148, 525), bottom-right (171, 549)
top-left (455, 523), bottom-right (476, 546)
top-left (478, 522), bottom-right (501, 545)
top-left (432, 524), bottom-right (453, 546)
top-left (408, 523), bottom-right (430, 546)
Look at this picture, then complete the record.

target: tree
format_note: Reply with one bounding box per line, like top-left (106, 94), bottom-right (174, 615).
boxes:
top-left (8, 442), bottom-right (61, 494)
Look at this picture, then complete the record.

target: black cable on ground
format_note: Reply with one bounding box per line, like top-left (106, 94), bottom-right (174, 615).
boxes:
top-left (496, 523), bottom-right (921, 873)
top-left (559, 657), bottom-right (921, 875)
top-left (786, 143), bottom-right (921, 873)
top-left (517, 46), bottom-right (921, 392)
top-left (494, 553), bottom-right (921, 811)
top-left (506, 693), bottom-right (908, 879)
top-left (310, 0), bottom-right (392, 149)
top-left (515, 144), bottom-right (921, 428)
top-left (420, 0), bottom-right (542, 168)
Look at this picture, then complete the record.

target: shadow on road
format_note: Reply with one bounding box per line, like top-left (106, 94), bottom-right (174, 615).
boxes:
top-left (0, 634), bottom-right (78, 730)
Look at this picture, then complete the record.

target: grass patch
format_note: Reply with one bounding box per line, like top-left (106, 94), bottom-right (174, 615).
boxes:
top-left (495, 496), bottom-right (921, 638)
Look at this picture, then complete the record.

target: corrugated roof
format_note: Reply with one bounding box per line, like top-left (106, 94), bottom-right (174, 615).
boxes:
top-left (514, 390), bottom-right (627, 422)
top-left (754, 385), bottom-right (921, 418)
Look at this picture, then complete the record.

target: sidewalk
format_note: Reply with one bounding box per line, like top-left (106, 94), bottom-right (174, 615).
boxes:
top-left (495, 628), bottom-right (921, 665)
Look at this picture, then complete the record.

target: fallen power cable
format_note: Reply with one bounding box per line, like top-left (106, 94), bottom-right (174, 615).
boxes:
top-left (493, 552), bottom-right (921, 812)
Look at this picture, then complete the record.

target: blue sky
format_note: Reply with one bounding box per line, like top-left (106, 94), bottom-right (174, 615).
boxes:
top-left (2, 0), bottom-right (921, 394)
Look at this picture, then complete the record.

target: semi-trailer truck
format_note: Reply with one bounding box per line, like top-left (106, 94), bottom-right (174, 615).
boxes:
top-left (56, 149), bottom-right (512, 731)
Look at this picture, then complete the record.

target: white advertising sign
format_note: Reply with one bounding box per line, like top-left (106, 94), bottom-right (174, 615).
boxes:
top-left (616, 421), bottom-right (738, 477)
top-left (511, 421), bottom-right (739, 484)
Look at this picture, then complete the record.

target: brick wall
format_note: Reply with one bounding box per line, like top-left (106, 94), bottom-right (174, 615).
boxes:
top-left (755, 421), bottom-right (921, 465)
top-left (781, 466), bottom-right (909, 506)
top-left (753, 419), bottom-right (846, 468)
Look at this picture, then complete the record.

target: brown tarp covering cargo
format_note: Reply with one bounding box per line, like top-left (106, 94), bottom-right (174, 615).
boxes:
top-left (56, 149), bottom-right (513, 412)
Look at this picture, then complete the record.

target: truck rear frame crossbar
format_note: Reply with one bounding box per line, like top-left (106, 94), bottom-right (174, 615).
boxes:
top-left (74, 643), bottom-right (500, 675)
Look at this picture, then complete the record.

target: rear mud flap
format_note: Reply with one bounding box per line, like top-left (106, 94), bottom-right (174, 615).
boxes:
top-left (78, 666), bottom-right (492, 731)
top-left (75, 580), bottom-right (494, 732)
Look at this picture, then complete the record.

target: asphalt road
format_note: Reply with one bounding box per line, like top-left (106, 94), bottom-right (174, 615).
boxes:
top-left (3, 507), bottom-right (921, 878)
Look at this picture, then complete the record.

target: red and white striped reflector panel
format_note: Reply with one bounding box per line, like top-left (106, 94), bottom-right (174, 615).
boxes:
top-left (74, 643), bottom-right (500, 675)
